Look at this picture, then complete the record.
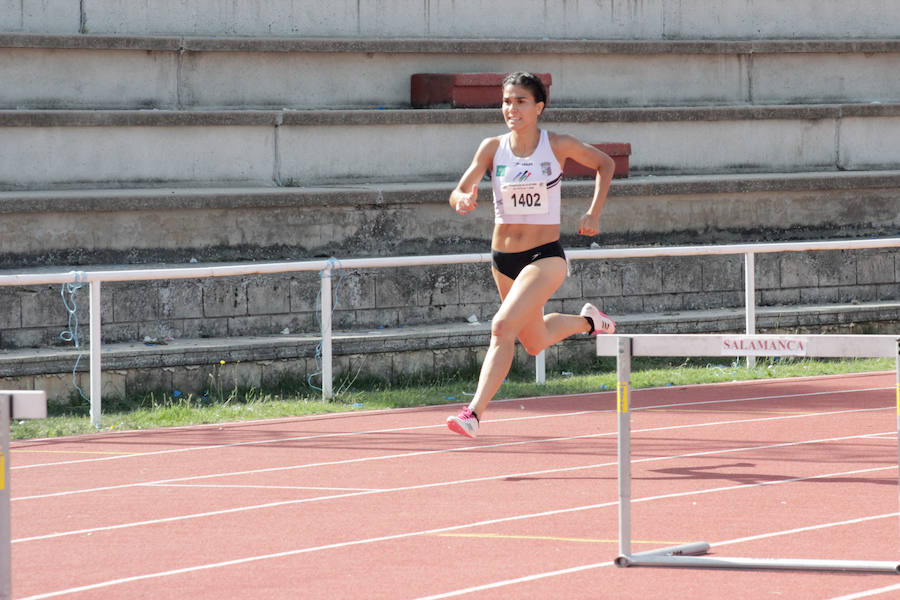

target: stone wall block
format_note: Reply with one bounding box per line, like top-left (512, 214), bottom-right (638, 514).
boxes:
top-left (432, 347), bottom-right (479, 375)
top-left (203, 277), bottom-right (248, 317)
top-left (683, 291), bottom-right (726, 311)
top-left (857, 250), bottom-right (896, 285)
top-left (126, 365), bottom-right (173, 395)
top-left (599, 295), bottom-right (644, 315)
top-left (799, 287), bottom-right (842, 304)
top-left (642, 293), bottom-right (685, 313)
top-left (876, 283), bottom-right (900, 301)
top-left (661, 257), bottom-right (703, 293)
top-left (288, 272), bottom-right (320, 313)
top-left (838, 284), bottom-right (877, 304)
top-left (458, 264), bottom-right (498, 304)
top-left (761, 288), bottom-right (801, 306)
top-left (227, 314), bottom-right (299, 337)
top-left (580, 260), bottom-right (623, 297)
top-left (347, 351), bottom-right (393, 383)
top-left (392, 349), bottom-right (433, 377)
top-left (701, 256), bottom-right (742, 292)
top-left (247, 275), bottom-right (291, 315)
top-left (553, 268), bottom-right (583, 299)
top-left (159, 280), bottom-right (204, 318)
top-left (417, 265), bottom-right (461, 306)
top-left (814, 250), bottom-right (856, 286)
top-left (171, 364), bottom-right (208, 395)
top-left (374, 267), bottom-right (419, 309)
top-left (103, 323), bottom-right (142, 344)
top-left (20, 285), bottom-right (75, 328)
top-left (32, 372), bottom-right (86, 406)
top-left (349, 307), bottom-right (396, 330)
top-left (216, 360), bottom-right (262, 390)
top-left (138, 319), bottom-right (183, 342)
top-left (331, 270), bottom-right (377, 311)
top-left (780, 254), bottom-right (818, 288)
top-left (622, 259), bottom-right (664, 296)
top-left (111, 282), bottom-right (159, 323)
top-left (397, 304), bottom-right (475, 328)
top-left (180, 316), bottom-right (229, 339)
top-left (0, 327), bottom-right (49, 349)
top-left (101, 370), bottom-right (127, 400)
top-left (0, 289), bottom-right (21, 328)
top-left (755, 253), bottom-right (781, 290)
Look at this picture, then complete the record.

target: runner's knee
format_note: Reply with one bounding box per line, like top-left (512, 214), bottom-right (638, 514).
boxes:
top-left (490, 313), bottom-right (519, 344)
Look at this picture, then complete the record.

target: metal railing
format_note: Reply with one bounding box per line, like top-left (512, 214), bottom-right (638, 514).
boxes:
top-left (1, 237), bottom-right (899, 427)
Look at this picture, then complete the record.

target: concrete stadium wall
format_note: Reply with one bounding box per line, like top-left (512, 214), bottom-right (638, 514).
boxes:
top-left (4, 38), bottom-right (900, 110)
top-left (3, 106), bottom-right (900, 190)
top-left (4, 0), bottom-right (900, 39)
top-left (3, 173), bottom-right (900, 267)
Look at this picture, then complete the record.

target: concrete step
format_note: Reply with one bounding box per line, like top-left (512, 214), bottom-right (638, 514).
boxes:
top-left (2, 301), bottom-right (898, 404)
top-left (3, 171), bottom-right (900, 268)
top-left (4, 0), bottom-right (899, 39)
top-left (3, 34), bottom-right (900, 109)
top-left (2, 105), bottom-right (900, 189)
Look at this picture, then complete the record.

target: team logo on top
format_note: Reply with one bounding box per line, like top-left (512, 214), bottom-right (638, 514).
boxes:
top-left (495, 165), bottom-right (507, 176)
top-left (514, 170), bottom-right (531, 182)
top-left (541, 162), bottom-right (552, 176)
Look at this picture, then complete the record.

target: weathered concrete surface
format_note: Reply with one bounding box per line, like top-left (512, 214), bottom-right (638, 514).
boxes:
top-left (2, 106), bottom-right (899, 189)
top-left (0, 122), bottom-right (275, 189)
top-left (4, 37), bottom-right (900, 110)
top-left (5, 0), bottom-right (900, 39)
top-left (2, 173), bottom-right (900, 265)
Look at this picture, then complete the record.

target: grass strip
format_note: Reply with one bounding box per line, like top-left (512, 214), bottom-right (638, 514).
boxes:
top-left (8, 356), bottom-right (893, 441)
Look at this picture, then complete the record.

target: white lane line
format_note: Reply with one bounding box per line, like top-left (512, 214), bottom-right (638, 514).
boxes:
top-left (12, 403), bottom-right (891, 502)
top-left (9, 410), bottom-right (597, 470)
top-left (141, 483), bottom-right (381, 492)
top-left (13, 385), bottom-right (891, 470)
top-left (829, 583), bottom-right (900, 600)
top-left (412, 511), bottom-right (900, 600)
top-left (17, 464), bottom-right (898, 600)
top-left (13, 429), bottom-right (894, 544)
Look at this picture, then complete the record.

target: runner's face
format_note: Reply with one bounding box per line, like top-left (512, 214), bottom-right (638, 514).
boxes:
top-left (502, 84), bottom-right (543, 132)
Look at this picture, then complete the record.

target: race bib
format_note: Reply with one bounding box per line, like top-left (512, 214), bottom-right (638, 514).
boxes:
top-left (501, 181), bottom-right (549, 216)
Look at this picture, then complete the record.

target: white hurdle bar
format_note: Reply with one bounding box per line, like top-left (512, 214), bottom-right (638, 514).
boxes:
top-left (597, 334), bottom-right (900, 574)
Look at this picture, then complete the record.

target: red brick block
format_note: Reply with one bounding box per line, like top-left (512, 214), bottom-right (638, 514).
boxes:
top-left (563, 143), bottom-right (631, 179)
top-left (411, 72), bottom-right (553, 109)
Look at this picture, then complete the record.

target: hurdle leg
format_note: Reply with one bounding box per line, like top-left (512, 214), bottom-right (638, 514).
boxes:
top-left (616, 336), bottom-right (632, 560)
top-left (1, 395), bottom-right (9, 600)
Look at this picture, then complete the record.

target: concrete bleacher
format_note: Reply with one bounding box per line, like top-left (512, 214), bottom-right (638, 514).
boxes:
top-left (2, 1), bottom-right (900, 403)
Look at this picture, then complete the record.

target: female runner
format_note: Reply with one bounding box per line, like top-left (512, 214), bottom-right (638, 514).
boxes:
top-left (446, 71), bottom-right (616, 438)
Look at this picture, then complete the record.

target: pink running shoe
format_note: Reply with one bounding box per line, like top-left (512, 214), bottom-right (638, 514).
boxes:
top-left (580, 302), bottom-right (616, 334)
top-left (447, 407), bottom-right (479, 438)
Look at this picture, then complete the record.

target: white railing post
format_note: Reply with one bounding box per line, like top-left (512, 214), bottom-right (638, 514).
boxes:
top-left (320, 266), bottom-right (333, 401)
top-left (744, 252), bottom-right (757, 369)
top-left (535, 350), bottom-right (546, 384)
top-left (89, 279), bottom-right (102, 427)
top-left (536, 307), bottom-right (546, 384)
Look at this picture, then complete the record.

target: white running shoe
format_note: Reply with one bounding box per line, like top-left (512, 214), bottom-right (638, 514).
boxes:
top-left (447, 407), bottom-right (479, 438)
top-left (580, 303), bottom-right (616, 334)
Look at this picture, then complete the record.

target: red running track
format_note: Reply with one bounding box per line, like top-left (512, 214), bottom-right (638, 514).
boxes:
top-left (8, 372), bottom-right (900, 599)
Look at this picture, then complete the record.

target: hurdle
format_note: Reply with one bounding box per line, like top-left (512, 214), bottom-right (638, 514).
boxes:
top-left (597, 334), bottom-right (900, 573)
top-left (1, 390), bottom-right (47, 600)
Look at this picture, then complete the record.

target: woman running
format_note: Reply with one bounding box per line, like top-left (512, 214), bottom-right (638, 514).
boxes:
top-left (446, 71), bottom-right (616, 438)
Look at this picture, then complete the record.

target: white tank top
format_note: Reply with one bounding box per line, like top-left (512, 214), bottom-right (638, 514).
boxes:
top-left (491, 130), bottom-right (562, 225)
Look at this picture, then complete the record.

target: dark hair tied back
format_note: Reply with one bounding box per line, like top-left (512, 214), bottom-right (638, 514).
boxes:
top-left (501, 71), bottom-right (548, 106)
